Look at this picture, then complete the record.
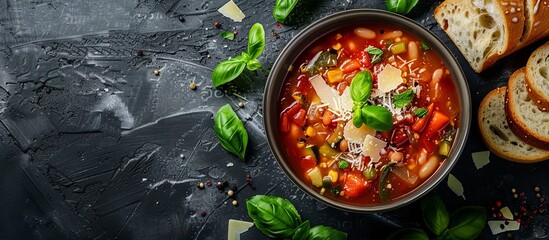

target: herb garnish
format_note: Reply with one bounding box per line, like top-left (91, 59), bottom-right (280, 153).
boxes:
top-left (366, 46), bottom-right (384, 64)
top-left (421, 41), bottom-right (431, 51)
top-left (212, 23), bottom-right (265, 87)
top-left (214, 104), bottom-right (248, 161)
top-left (386, 0), bottom-right (419, 15)
top-left (350, 71), bottom-right (393, 131)
top-left (413, 108), bottom-right (429, 118)
top-left (220, 31), bottom-right (235, 40)
top-left (393, 89), bottom-right (415, 108)
top-left (246, 195), bottom-right (347, 239)
top-left (273, 0), bottom-right (300, 24)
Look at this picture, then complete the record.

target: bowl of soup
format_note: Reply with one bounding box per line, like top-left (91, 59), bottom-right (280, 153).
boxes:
top-left (263, 9), bottom-right (471, 212)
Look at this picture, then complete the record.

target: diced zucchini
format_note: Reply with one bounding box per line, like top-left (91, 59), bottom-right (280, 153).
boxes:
top-left (391, 166), bottom-right (419, 187)
top-left (326, 123), bottom-right (344, 145)
top-left (390, 41), bottom-right (407, 54)
top-left (302, 146), bottom-right (318, 163)
top-left (438, 140), bottom-right (451, 157)
top-left (318, 144), bottom-right (339, 159)
top-left (307, 167), bottom-right (323, 187)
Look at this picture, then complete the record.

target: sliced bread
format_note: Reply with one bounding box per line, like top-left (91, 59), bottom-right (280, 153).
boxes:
top-left (505, 68), bottom-right (549, 149)
top-left (479, 86), bottom-right (549, 163)
top-left (525, 41), bottom-right (549, 111)
top-left (434, 0), bottom-right (525, 72)
top-left (516, 1), bottom-right (549, 49)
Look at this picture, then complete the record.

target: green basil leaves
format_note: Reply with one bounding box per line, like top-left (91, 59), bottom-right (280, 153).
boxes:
top-left (349, 71), bottom-right (393, 131)
top-left (387, 194), bottom-right (487, 240)
top-left (393, 89), bottom-right (414, 108)
top-left (386, 0), bottom-right (419, 15)
top-left (273, 0), bottom-right (300, 24)
top-left (246, 195), bottom-right (347, 240)
top-left (366, 46), bottom-right (384, 64)
top-left (214, 104), bottom-right (248, 161)
top-left (212, 23), bottom-right (265, 87)
top-left (421, 194), bottom-right (449, 236)
top-left (246, 195), bottom-right (302, 238)
top-left (220, 31), bottom-right (235, 40)
top-left (413, 108), bottom-right (428, 118)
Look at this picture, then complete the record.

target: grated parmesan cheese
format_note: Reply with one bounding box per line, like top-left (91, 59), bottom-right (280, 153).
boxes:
top-left (377, 64), bottom-right (404, 93)
top-left (343, 121), bottom-right (375, 144)
top-left (309, 75), bottom-right (339, 110)
top-left (218, 0), bottom-right (246, 22)
top-left (362, 135), bottom-right (387, 162)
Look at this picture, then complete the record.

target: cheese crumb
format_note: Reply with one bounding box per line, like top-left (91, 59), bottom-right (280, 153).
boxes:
top-left (447, 173), bottom-right (466, 200)
top-left (218, 0), bottom-right (246, 22)
top-left (488, 220), bottom-right (520, 235)
top-left (472, 151), bottom-right (490, 169)
top-left (377, 64), bottom-right (404, 93)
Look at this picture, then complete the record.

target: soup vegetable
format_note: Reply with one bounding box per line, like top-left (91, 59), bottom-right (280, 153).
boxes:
top-left (278, 25), bottom-right (459, 205)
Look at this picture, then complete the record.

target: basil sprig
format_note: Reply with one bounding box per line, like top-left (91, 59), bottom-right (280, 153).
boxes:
top-left (413, 108), bottom-right (428, 118)
top-left (421, 194), bottom-right (449, 236)
top-left (350, 71), bottom-right (393, 131)
top-left (220, 31), bottom-right (235, 40)
top-left (273, 0), bottom-right (300, 24)
top-left (386, 0), bottom-right (419, 15)
top-left (393, 89), bottom-right (414, 108)
top-left (214, 104), bottom-right (248, 161)
top-left (246, 195), bottom-right (347, 240)
top-left (366, 46), bottom-right (384, 64)
top-left (387, 194), bottom-right (487, 240)
top-left (212, 23), bottom-right (265, 87)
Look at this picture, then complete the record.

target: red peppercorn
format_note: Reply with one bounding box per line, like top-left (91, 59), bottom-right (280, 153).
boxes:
top-left (496, 200), bottom-right (502, 207)
top-left (200, 210), bottom-right (207, 217)
top-left (213, 21), bottom-right (220, 28)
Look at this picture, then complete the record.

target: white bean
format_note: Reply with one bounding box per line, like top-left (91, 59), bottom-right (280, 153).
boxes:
top-left (408, 41), bottom-right (419, 60)
top-left (419, 155), bottom-right (440, 179)
top-left (417, 149), bottom-right (428, 165)
top-left (431, 68), bottom-right (444, 85)
top-left (383, 30), bottom-right (403, 39)
top-left (354, 27), bottom-right (376, 39)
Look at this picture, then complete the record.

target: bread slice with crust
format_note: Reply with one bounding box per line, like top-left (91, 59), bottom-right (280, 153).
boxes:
top-left (505, 68), bottom-right (549, 149)
top-left (479, 86), bottom-right (549, 162)
top-left (525, 41), bottom-right (549, 111)
top-left (516, 1), bottom-right (549, 49)
top-left (434, 0), bottom-right (525, 72)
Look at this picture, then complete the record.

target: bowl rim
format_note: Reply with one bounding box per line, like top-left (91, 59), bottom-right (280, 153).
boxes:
top-left (263, 8), bottom-right (471, 212)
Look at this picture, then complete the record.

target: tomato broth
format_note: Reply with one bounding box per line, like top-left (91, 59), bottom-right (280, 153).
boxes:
top-left (278, 25), bottom-right (460, 205)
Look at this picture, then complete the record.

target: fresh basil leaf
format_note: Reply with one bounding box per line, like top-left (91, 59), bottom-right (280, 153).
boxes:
top-left (405, 0), bottom-right (419, 14)
top-left (220, 31), bottom-right (235, 40)
top-left (366, 46), bottom-right (383, 64)
top-left (240, 52), bottom-right (252, 62)
top-left (413, 108), bottom-right (428, 118)
top-left (292, 220), bottom-right (311, 240)
top-left (212, 55), bottom-right (247, 87)
top-left (440, 206), bottom-right (487, 240)
top-left (214, 104), bottom-right (248, 160)
top-left (421, 41), bottom-right (430, 51)
top-left (386, 228), bottom-right (429, 240)
top-left (421, 194), bottom-right (449, 236)
top-left (386, 0), bottom-right (408, 14)
top-left (247, 23), bottom-right (265, 60)
top-left (350, 71), bottom-right (373, 103)
top-left (273, 0), bottom-right (300, 24)
top-left (305, 225), bottom-right (347, 240)
top-left (353, 108), bottom-right (363, 128)
top-left (393, 89), bottom-right (414, 108)
top-left (378, 162), bottom-right (395, 202)
top-left (361, 105), bottom-right (393, 131)
top-left (246, 195), bottom-right (302, 238)
top-left (247, 58), bottom-right (262, 71)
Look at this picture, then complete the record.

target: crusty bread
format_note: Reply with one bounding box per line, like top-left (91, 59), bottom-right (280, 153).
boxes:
top-left (479, 86), bottom-right (549, 163)
top-left (434, 0), bottom-right (525, 72)
top-left (525, 41), bottom-right (549, 111)
top-left (505, 68), bottom-right (549, 149)
top-left (434, 0), bottom-right (549, 73)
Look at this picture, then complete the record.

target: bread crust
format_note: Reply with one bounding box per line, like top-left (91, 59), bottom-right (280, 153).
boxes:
top-left (479, 86), bottom-right (549, 162)
top-left (505, 68), bottom-right (549, 149)
top-left (516, 0), bottom-right (549, 48)
top-left (525, 41), bottom-right (549, 112)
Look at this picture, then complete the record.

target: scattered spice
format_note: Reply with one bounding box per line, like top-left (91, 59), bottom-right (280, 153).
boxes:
top-left (153, 69), bottom-right (160, 76)
top-left (237, 102), bottom-right (244, 108)
top-left (200, 210), bottom-right (207, 217)
top-left (245, 173), bottom-right (255, 190)
top-left (228, 189), bottom-right (234, 197)
top-left (189, 82), bottom-right (197, 90)
top-left (233, 31), bottom-right (238, 35)
top-left (271, 29), bottom-right (280, 39)
top-left (197, 182), bottom-right (205, 189)
top-left (214, 21), bottom-right (220, 28)
top-left (179, 153), bottom-right (185, 159)
top-left (179, 15), bottom-right (186, 22)
top-left (136, 49), bottom-right (144, 57)
top-left (534, 186), bottom-right (540, 192)
top-left (511, 188), bottom-right (516, 193)
top-left (206, 179), bottom-right (212, 186)
top-left (232, 199), bottom-right (238, 206)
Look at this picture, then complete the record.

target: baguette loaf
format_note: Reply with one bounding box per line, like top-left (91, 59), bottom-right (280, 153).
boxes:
top-left (434, 0), bottom-right (549, 73)
top-left (505, 68), bottom-right (549, 149)
top-left (479, 86), bottom-right (549, 163)
top-left (525, 41), bottom-right (549, 111)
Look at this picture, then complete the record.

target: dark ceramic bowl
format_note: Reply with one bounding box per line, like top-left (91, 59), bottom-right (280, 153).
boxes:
top-left (263, 9), bottom-right (471, 212)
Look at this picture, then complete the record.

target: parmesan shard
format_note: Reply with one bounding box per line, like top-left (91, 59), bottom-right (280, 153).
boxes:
top-left (309, 75), bottom-right (339, 110)
top-left (362, 135), bottom-right (387, 162)
top-left (218, 0), bottom-right (245, 22)
top-left (472, 151), bottom-right (490, 169)
top-left (343, 121), bottom-right (375, 144)
top-left (500, 206), bottom-right (513, 220)
top-left (488, 220), bottom-right (520, 235)
top-left (447, 173), bottom-right (466, 200)
top-left (377, 64), bottom-right (404, 93)
top-left (339, 87), bottom-right (354, 112)
top-left (228, 219), bottom-right (254, 240)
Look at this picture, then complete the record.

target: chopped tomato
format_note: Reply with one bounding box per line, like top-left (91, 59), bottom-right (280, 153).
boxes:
top-left (359, 51), bottom-right (372, 69)
top-left (391, 127), bottom-right (409, 147)
top-left (424, 111), bottom-right (450, 138)
top-left (280, 112), bottom-right (290, 132)
top-left (296, 74), bottom-right (312, 96)
top-left (412, 103), bottom-right (434, 132)
top-left (292, 109), bottom-right (307, 127)
top-left (301, 156), bottom-right (316, 171)
top-left (340, 59), bottom-right (361, 73)
top-left (344, 171), bottom-right (370, 198)
top-left (283, 101), bottom-right (303, 118)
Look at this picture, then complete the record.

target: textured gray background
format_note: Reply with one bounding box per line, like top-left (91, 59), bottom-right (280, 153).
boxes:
top-left (0, 0), bottom-right (548, 239)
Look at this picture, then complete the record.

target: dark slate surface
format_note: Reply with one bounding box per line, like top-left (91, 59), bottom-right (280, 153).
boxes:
top-left (0, 0), bottom-right (548, 239)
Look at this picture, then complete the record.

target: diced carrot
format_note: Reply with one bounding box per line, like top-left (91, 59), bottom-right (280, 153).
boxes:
top-left (327, 69), bottom-right (343, 84)
top-left (343, 171), bottom-right (370, 198)
top-left (424, 111), bottom-right (450, 138)
top-left (280, 112), bottom-right (290, 132)
top-left (412, 103), bottom-right (434, 132)
top-left (292, 109), bottom-right (307, 127)
top-left (340, 59), bottom-right (361, 73)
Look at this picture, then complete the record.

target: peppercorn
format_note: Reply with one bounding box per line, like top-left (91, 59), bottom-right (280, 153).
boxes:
top-left (179, 153), bottom-right (185, 159)
top-left (238, 102), bottom-right (244, 108)
top-left (536, 193), bottom-right (542, 198)
top-left (214, 21), bottom-right (220, 28)
top-left (200, 210), bottom-right (207, 217)
top-left (136, 49), bottom-right (144, 57)
top-left (511, 188), bottom-right (516, 193)
top-left (232, 200), bottom-right (238, 206)
top-left (178, 16), bottom-right (185, 22)
top-left (206, 179), bottom-right (212, 186)
top-left (189, 82), bottom-right (197, 90)
top-left (196, 182), bottom-right (204, 189)
top-left (228, 190), bottom-right (234, 197)
top-left (153, 69), bottom-right (160, 75)
top-left (233, 31), bottom-right (238, 35)
top-left (534, 186), bottom-right (541, 192)
top-left (216, 181), bottom-right (223, 190)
